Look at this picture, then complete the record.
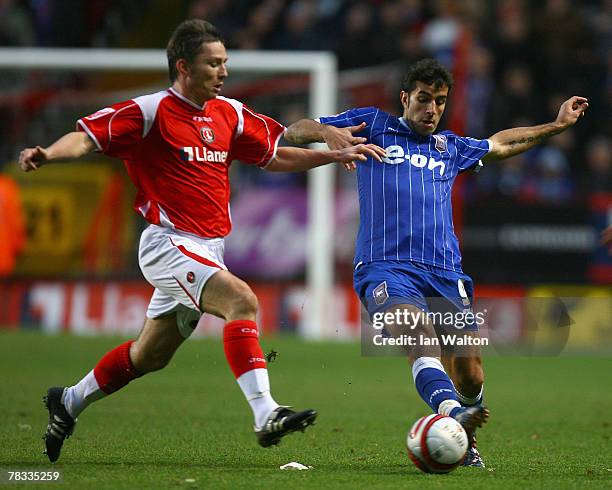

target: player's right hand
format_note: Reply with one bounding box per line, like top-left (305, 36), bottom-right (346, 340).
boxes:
top-left (323, 122), bottom-right (369, 170)
top-left (323, 122), bottom-right (368, 149)
top-left (323, 122), bottom-right (385, 172)
top-left (19, 146), bottom-right (48, 172)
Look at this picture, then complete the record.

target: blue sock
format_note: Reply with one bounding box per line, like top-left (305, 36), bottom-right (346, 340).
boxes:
top-left (412, 357), bottom-right (461, 415)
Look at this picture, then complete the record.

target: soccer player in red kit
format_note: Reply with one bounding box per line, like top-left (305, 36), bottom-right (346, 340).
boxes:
top-left (19, 19), bottom-right (385, 463)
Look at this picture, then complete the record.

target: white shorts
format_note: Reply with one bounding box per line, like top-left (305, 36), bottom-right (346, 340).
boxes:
top-left (139, 224), bottom-right (227, 329)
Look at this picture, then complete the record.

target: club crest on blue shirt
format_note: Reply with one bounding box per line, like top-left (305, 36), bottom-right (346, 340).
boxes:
top-left (433, 134), bottom-right (447, 153)
top-left (200, 126), bottom-right (215, 144)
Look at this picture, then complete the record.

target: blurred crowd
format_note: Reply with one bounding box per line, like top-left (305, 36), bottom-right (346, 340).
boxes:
top-left (0, 0), bottom-right (610, 206)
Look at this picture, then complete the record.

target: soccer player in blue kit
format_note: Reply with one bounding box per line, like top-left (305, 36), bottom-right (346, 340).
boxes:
top-left (285, 58), bottom-right (588, 467)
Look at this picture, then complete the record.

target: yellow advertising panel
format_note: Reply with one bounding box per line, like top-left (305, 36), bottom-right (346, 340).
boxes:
top-left (527, 285), bottom-right (612, 353)
top-left (7, 162), bottom-right (136, 276)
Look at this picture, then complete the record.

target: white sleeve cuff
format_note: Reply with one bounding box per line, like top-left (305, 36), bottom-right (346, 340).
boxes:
top-left (261, 129), bottom-right (285, 169)
top-left (77, 120), bottom-right (103, 152)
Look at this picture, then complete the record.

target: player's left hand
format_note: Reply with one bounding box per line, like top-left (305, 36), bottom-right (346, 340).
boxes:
top-left (335, 144), bottom-right (386, 168)
top-left (556, 96), bottom-right (588, 128)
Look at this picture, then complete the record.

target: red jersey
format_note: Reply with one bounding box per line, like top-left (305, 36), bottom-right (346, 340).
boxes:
top-left (77, 88), bottom-right (285, 238)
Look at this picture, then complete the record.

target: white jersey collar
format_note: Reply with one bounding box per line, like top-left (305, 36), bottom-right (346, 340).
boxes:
top-left (168, 87), bottom-right (207, 111)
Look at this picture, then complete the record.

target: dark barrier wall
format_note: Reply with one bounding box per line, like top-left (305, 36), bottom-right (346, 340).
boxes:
top-left (462, 197), bottom-right (610, 284)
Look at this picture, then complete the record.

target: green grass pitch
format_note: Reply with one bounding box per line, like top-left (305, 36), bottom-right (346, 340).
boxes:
top-left (1, 331), bottom-right (611, 489)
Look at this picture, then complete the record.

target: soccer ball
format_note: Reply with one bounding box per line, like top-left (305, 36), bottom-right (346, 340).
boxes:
top-left (406, 414), bottom-right (468, 473)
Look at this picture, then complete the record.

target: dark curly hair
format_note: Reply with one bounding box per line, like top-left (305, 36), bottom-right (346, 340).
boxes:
top-left (166, 20), bottom-right (224, 82)
top-left (401, 58), bottom-right (454, 93)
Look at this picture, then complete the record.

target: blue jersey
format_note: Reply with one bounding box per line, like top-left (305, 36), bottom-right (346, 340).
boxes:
top-left (318, 107), bottom-right (491, 273)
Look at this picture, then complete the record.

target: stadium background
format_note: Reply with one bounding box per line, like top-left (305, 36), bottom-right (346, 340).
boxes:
top-left (0, 0), bottom-right (609, 340)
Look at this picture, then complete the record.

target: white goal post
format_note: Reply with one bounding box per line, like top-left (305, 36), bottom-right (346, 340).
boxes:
top-left (0, 47), bottom-right (337, 339)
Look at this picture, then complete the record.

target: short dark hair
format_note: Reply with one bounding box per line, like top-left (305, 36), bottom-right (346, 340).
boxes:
top-left (401, 58), bottom-right (454, 93)
top-left (166, 19), bottom-right (224, 82)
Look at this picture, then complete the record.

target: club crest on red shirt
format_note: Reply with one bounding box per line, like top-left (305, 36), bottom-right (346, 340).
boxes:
top-left (200, 126), bottom-right (215, 144)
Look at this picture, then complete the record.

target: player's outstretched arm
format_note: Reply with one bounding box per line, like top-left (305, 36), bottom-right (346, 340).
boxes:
top-left (19, 132), bottom-right (96, 172)
top-left (285, 119), bottom-right (368, 170)
top-left (285, 119), bottom-right (366, 147)
top-left (483, 96), bottom-right (589, 162)
top-left (265, 144), bottom-right (385, 173)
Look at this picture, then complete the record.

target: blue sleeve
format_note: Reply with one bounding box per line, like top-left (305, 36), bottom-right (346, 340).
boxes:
top-left (317, 107), bottom-right (377, 130)
top-left (453, 135), bottom-right (492, 172)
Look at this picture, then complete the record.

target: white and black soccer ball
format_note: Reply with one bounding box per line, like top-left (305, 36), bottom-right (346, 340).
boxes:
top-left (406, 414), bottom-right (468, 474)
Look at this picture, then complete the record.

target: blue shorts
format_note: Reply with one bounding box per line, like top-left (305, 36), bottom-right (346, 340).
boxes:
top-left (354, 260), bottom-right (477, 330)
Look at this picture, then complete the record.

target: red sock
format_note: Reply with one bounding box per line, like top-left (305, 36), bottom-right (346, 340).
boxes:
top-left (223, 320), bottom-right (267, 378)
top-left (93, 340), bottom-right (142, 394)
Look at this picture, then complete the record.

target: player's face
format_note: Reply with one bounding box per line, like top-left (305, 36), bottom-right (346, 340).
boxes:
top-left (184, 41), bottom-right (229, 103)
top-left (401, 82), bottom-right (449, 136)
